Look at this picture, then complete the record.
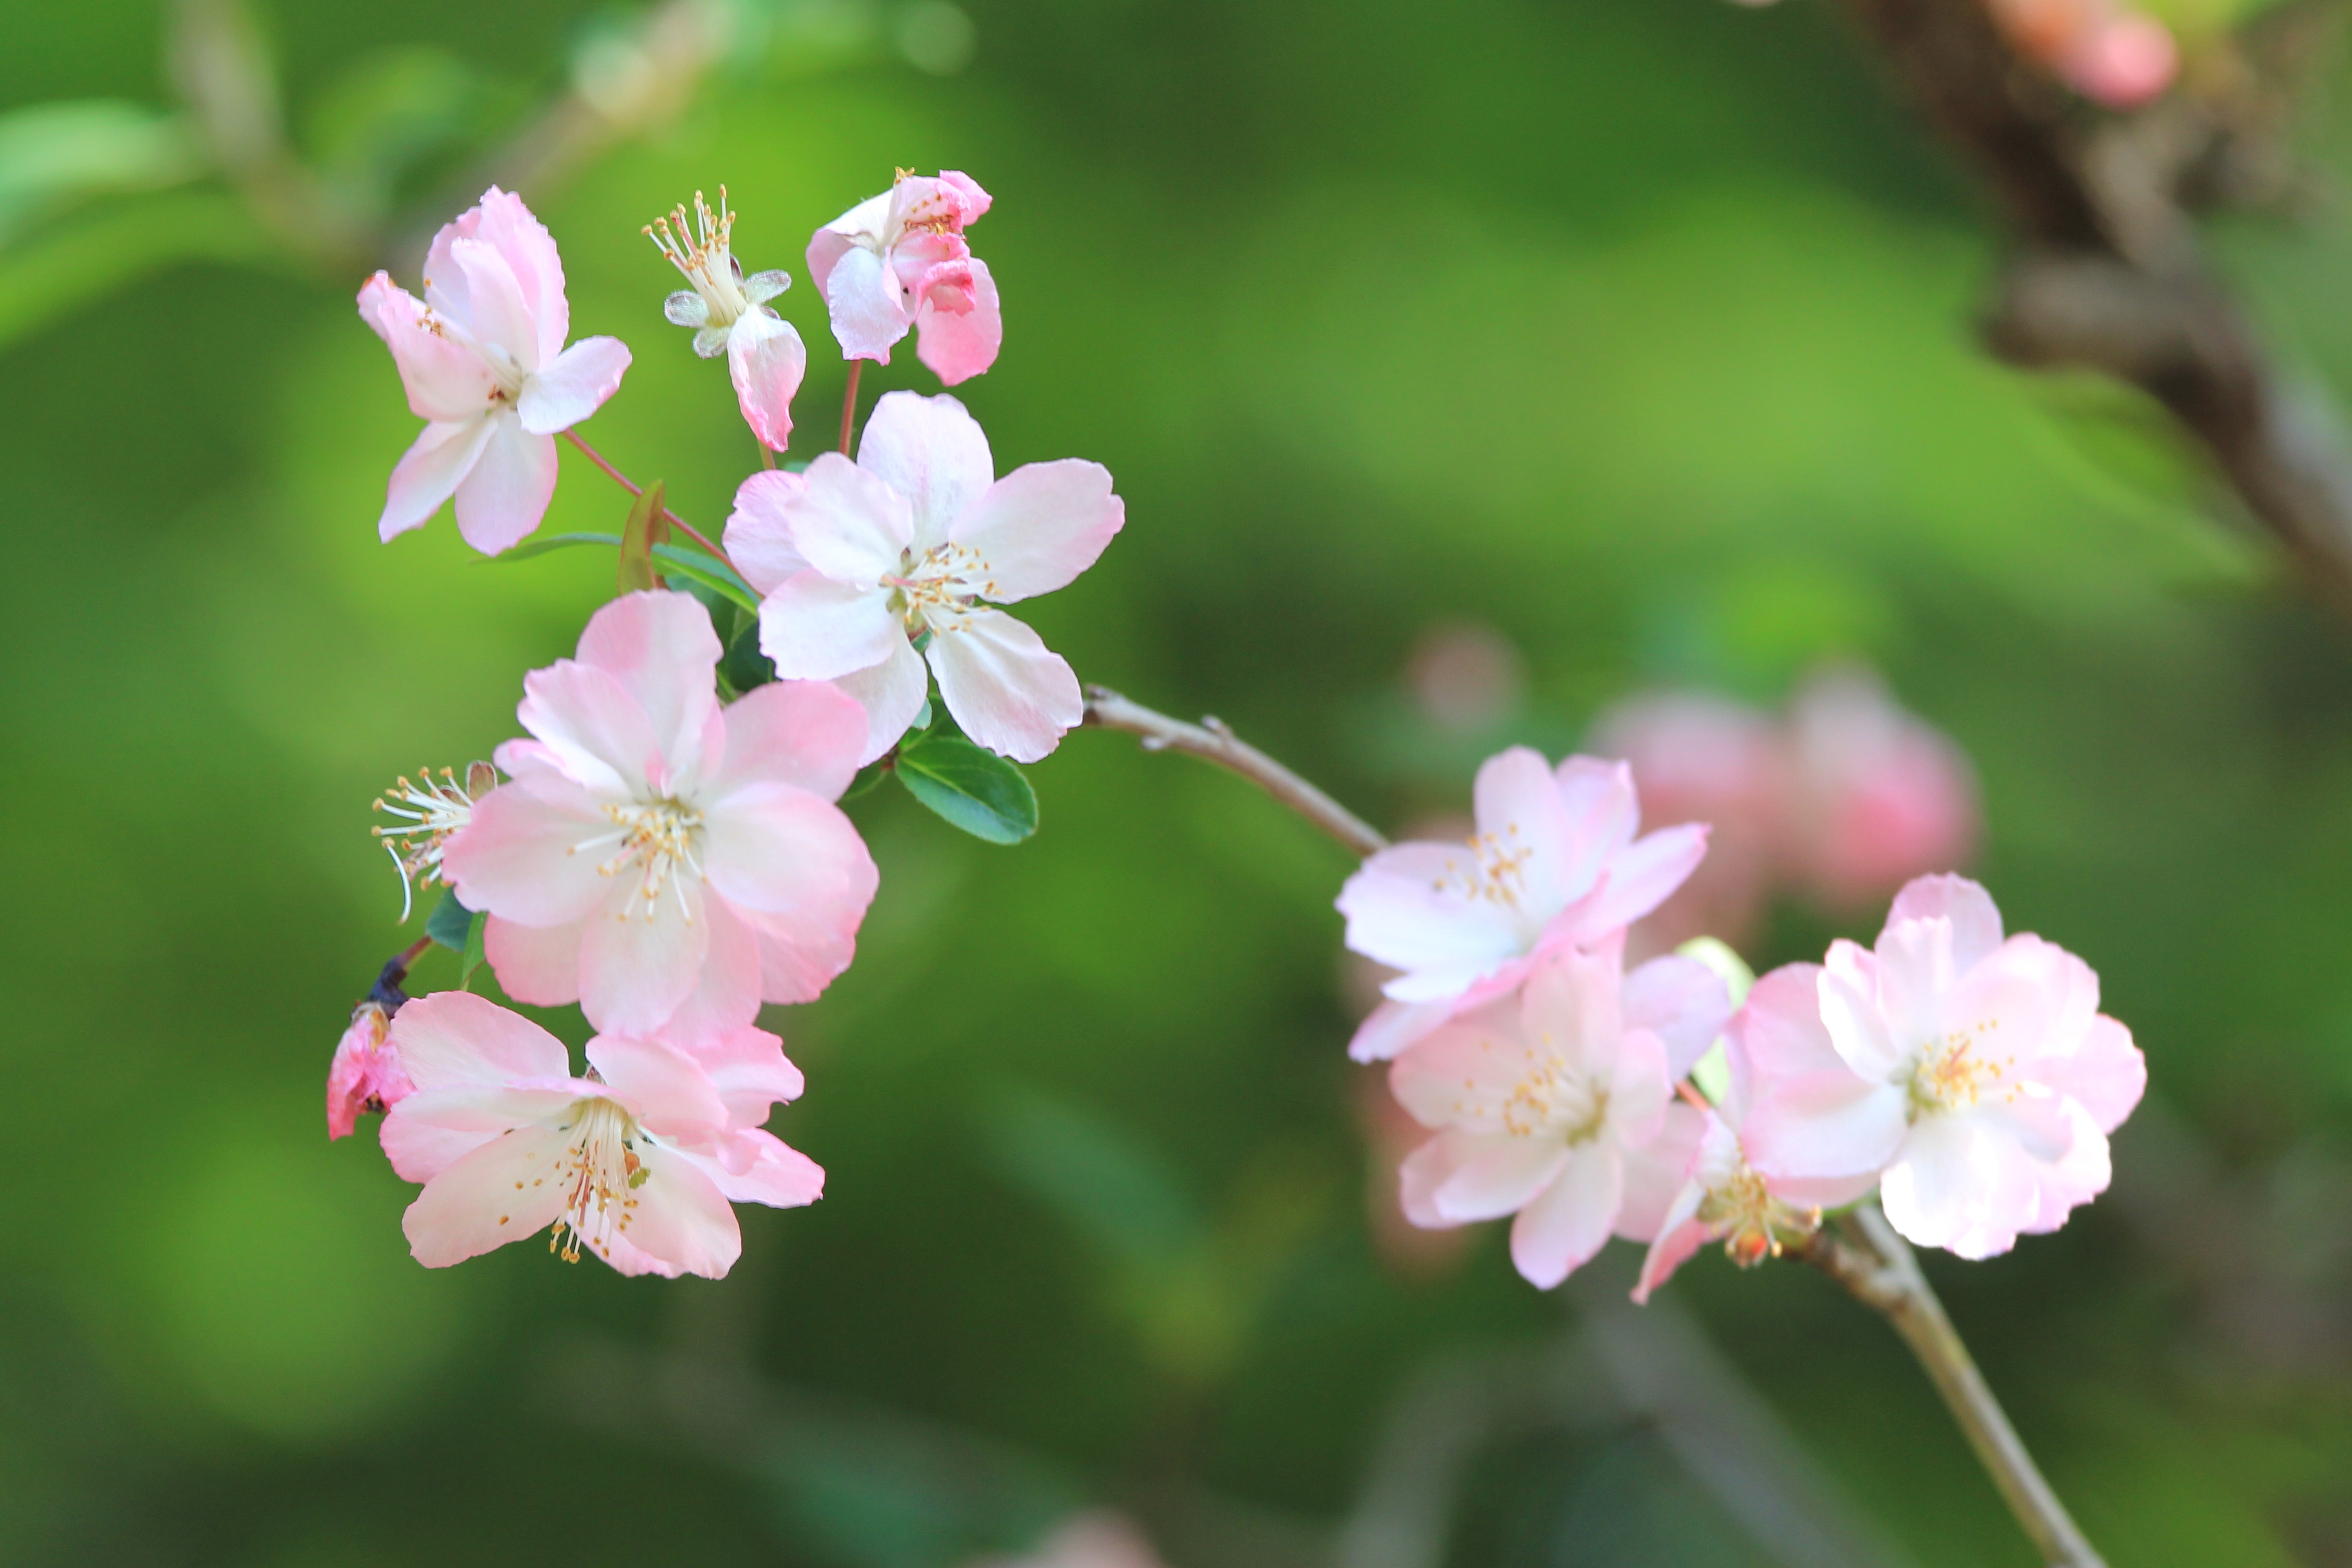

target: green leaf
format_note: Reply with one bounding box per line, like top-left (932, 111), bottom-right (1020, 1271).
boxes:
top-left (894, 732), bottom-right (1037, 844)
top-left (459, 907), bottom-right (488, 992)
top-left (0, 101), bottom-right (202, 244)
top-left (724, 617), bottom-right (774, 694)
top-left (649, 542), bottom-right (761, 614)
top-left (492, 530), bottom-right (623, 561)
top-left (424, 886), bottom-right (478, 953)
top-left (618, 479), bottom-right (666, 593)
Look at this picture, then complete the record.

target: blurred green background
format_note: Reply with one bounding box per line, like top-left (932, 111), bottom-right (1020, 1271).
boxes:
top-left (7, 1), bottom-right (2352, 1564)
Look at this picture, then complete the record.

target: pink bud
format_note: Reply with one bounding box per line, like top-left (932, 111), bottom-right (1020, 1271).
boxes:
top-left (2064, 14), bottom-right (2177, 108)
top-left (1781, 666), bottom-right (1978, 912)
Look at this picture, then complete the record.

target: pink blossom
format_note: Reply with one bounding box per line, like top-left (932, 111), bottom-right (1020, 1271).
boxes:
top-left (1630, 965), bottom-right (1879, 1301)
top-left (647, 189), bottom-right (807, 451)
top-left (378, 992), bottom-right (822, 1277)
top-left (969, 1514), bottom-right (1168, 1568)
top-left (806, 171), bottom-right (999, 383)
top-left (1387, 946), bottom-right (1706, 1289)
top-left (1741, 875), bottom-right (2146, 1259)
top-left (1588, 692), bottom-right (1784, 952)
top-left (326, 997), bottom-right (414, 1140)
top-left (1336, 747), bottom-right (1710, 1061)
top-left (358, 187), bottom-right (632, 555)
top-left (441, 590), bottom-right (878, 1039)
top-left (1782, 667), bottom-right (1977, 911)
top-left (1986, 0), bottom-right (2176, 106)
top-left (758, 391), bottom-right (1124, 764)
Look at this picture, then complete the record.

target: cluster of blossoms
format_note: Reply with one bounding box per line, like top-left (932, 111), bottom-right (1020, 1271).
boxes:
top-left (1343, 746), bottom-right (2145, 1292)
top-left (335, 173), bottom-right (2145, 1314)
top-left (1588, 666), bottom-right (1980, 952)
top-left (337, 173), bottom-right (1117, 1276)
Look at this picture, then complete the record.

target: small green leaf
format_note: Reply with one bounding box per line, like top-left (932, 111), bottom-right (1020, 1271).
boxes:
top-left (459, 907), bottom-right (488, 991)
top-left (895, 732), bottom-right (1038, 844)
top-left (618, 479), bottom-right (666, 593)
top-left (840, 759), bottom-right (890, 802)
top-left (649, 542), bottom-right (761, 614)
top-left (723, 618), bottom-right (775, 694)
top-left (492, 530), bottom-right (623, 561)
top-left (424, 886), bottom-right (476, 952)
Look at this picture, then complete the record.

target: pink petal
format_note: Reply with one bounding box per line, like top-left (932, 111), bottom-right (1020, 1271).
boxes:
top-left (386, 990), bottom-right (572, 1092)
top-left (573, 590), bottom-right (724, 789)
top-left (940, 170), bottom-right (992, 220)
top-left (1508, 1147), bottom-right (1622, 1289)
top-left (1552, 756), bottom-right (1639, 893)
top-left (1943, 934), bottom-right (2100, 1071)
top-left (1741, 1070), bottom-right (1906, 1182)
top-left (378, 1082), bottom-right (587, 1182)
top-left (1425, 1128), bottom-right (1571, 1223)
top-left (758, 572), bottom-right (905, 683)
top-left (1632, 1207), bottom-right (1711, 1304)
top-left (444, 778), bottom-right (624, 926)
top-left (738, 895), bottom-right (864, 1005)
top-left (727, 309), bottom-right (807, 452)
top-left (703, 783), bottom-right (879, 927)
top-left (1879, 1115), bottom-right (2037, 1259)
top-left (1622, 954), bottom-right (1731, 1079)
top-left (914, 255), bottom-right (1002, 385)
top-left (784, 452), bottom-right (914, 582)
top-left (1517, 948), bottom-right (1622, 1079)
top-left (855, 390), bottom-right (996, 547)
top-left (654, 894), bottom-right (764, 1047)
top-left (946, 459), bottom-right (1123, 604)
top-left (686, 1025), bottom-right (806, 1124)
top-left (451, 411), bottom-right (557, 555)
top-left (1388, 1002), bottom-right (1541, 1131)
top-left (481, 914), bottom-right (585, 1007)
top-left (448, 235), bottom-right (542, 373)
top-left (379, 417), bottom-right (492, 543)
top-left (1617, 1101), bottom-right (1706, 1242)
top-left (676, 1129), bottom-right (824, 1207)
top-left (512, 660), bottom-right (659, 798)
top-left (1347, 995), bottom-right (1460, 1063)
top-left (925, 606), bottom-right (1081, 763)
top-left (401, 1119), bottom-right (575, 1267)
top-left (1397, 1137), bottom-right (1453, 1227)
top-left (1337, 844), bottom-right (1528, 986)
top-left (2049, 1014), bottom-right (2145, 1134)
top-left (725, 468), bottom-right (809, 596)
top-left (614, 1143), bottom-right (742, 1279)
top-left (1568, 823), bottom-right (1710, 938)
top-left (358, 273), bottom-right (496, 422)
top-left (585, 1033), bottom-right (730, 1134)
top-left (710, 678), bottom-right (868, 801)
top-left (1729, 964), bottom-right (1843, 1083)
top-left (465, 186), bottom-right (570, 366)
top-left (1873, 914), bottom-right (1957, 1052)
top-left (1817, 943), bottom-right (1904, 1080)
top-left (518, 335), bottom-right (630, 434)
top-left (1606, 1027), bottom-right (1672, 1150)
top-left (1472, 747), bottom-right (1577, 917)
top-left (832, 635), bottom-right (932, 765)
top-left (1887, 874), bottom-right (2004, 972)
top-left (820, 243), bottom-right (909, 362)
top-left (576, 876), bottom-right (709, 1035)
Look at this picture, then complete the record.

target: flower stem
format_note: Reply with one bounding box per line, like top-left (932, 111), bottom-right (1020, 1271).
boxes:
top-left (840, 360), bottom-right (863, 455)
top-left (759, 444), bottom-right (775, 472)
top-left (1796, 1205), bottom-right (2105, 1567)
top-left (1081, 686), bottom-right (1388, 858)
top-left (559, 429), bottom-right (738, 571)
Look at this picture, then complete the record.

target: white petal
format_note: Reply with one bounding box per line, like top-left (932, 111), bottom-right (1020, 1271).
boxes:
top-left (923, 606), bottom-right (1081, 763)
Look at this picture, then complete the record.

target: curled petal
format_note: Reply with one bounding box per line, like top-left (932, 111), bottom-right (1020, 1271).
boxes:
top-left (914, 255), bottom-right (1001, 385)
top-left (820, 243), bottom-right (908, 362)
top-left (727, 309), bottom-right (806, 452)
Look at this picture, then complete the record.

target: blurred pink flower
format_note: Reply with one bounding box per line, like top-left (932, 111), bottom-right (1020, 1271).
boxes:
top-left (969, 1514), bottom-right (1167, 1568)
top-left (325, 997), bottom-right (413, 1140)
top-left (1588, 692), bottom-right (1785, 952)
top-left (358, 187), bottom-right (632, 555)
top-left (1986, 0), bottom-right (2176, 107)
top-left (1337, 747), bottom-right (1709, 1061)
top-left (647, 188), bottom-right (807, 452)
top-left (1405, 622), bottom-right (1526, 734)
top-left (758, 391), bottom-right (1124, 763)
top-left (1741, 875), bottom-right (2146, 1258)
top-left (807, 170), bottom-right (1000, 383)
top-left (1387, 947), bottom-right (1683, 1289)
top-left (379, 992), bottom-right (821, 1277)
top-left (1782, 666), bottom-right (1978, 911)
top-left (442, 591), bottom-right (878, 1040)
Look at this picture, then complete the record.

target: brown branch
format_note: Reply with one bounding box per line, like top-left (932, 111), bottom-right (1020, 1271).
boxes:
top-left (559, 429), bottom-right (738, 570)
top-left (1081, 687), bottom-right (1389, 859)
top-left (1833, 0), bottom-right (2352, 617)
top-left (1797, 1205), bottom-right (2105, 1567)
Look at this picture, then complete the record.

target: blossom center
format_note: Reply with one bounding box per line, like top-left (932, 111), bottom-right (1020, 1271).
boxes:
top-left (576, 797), bottom-right (706, 921)
top-left (374, 763), bottom-right (495, 920)
top-left (1696, 1166), bottom-right (1820, 1267)
top-left (647, 189), bottom-right (750, 327)
top-left (1501, 1057), bottom-right (1608, 1143)
top-left (883, 543), bottom-right (997, 635)
top-left (548, 1096), bottom-right (649, 1264)
top-left (1905, 1027), bottom-right (2014, 1117)
top-left (1430, 825), bottom-right (1540, 931)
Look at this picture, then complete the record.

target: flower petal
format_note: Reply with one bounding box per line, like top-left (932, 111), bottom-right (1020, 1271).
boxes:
top-left (585, 1033), bottom-right (730, 1134)
top-left (573, 590), bottom-right (723, 791)
top-left (512, 659), bottom-right (659, 798)
top-left (448, 234), bottom-right (542, 374)
top-left (576, 876), bottom-right (709, 1036)
top-left (674, 1129), bottom-right (825, 1208)
top-left (480, 915), bottom-right (585, 1007)
top-left (855, 390), bottom-right (995, 548)
top-left (832, 635), bottom-right (933, 766)
top-left (1508, 1146), bottom-right (1622, 1289)
top-left (387, 990), bottom-right (572, 1092)
top-left (518, 335), bottom-right (631, 434)
top-left (612, 1143), bottom-right (743, 1279)
top-left (358, 273), bottom-right (496, 422)
top-left (914, 254), bottom-right (1002, 385)
top-left (443, 781), bottom-right (615, 927)
top-left (727, 309), bottom-right (807, 452)
top-left (2049, 1014), bottom-right (2145, 1134)
top-left (785, 452), bottom-right (914, 583)
top-left (703, 785), bottom-right (879, 931)
top-left (1617, 1101), bottom-right (1707, 1242)
top-left (451, 410), bottom-right (557, 555)
top-left (1741, 1069), bottom-right (1907, 1182)
top-left (1622, 954), bottom-right (1731, 1079)
top-left (401, 1118), bottom-right (575, 1267)
top-left (725, 468), bottom-right (809, 596)
top-left (1887, 874), bottom-right (2004, 972)
top-left (1424, 1128), bottom-right (1571, 1223)
top-left (1568, 823), bottom-right (1710, 939)
top-left (946, 459), bottom-right (1122, 603)
top-left (1337, 843), bottom-right (1527, 982)
top-left (704, 680), bottom-right (867, 804)
top-left (654, 894), bottom-right (765, 1048)
top-left (820, 242), bottom-right (909, 362)
top-left (758, 571), bottom-right (905, 683)
top-left (378, 416), bottom-right (492, 543)
top-left (924, 606), bottom-right (1081, 763)
top-left (1346, 994), bottom-right (1460, 1063)
top-left (1471, 747), bottom-right (1577, 918)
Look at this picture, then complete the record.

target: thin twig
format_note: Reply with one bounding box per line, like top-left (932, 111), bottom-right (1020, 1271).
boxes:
top-left (840, 360), bottom-right (863, 455)
top-left (1081, 686), bottom-right (1388, 858)
top-left (559, 428), bottom-right (738, 570)
top-left (1797, 1204), bottom-right (2105, 1567)
top-left (1830, 0), bottom-right (2352, 617)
